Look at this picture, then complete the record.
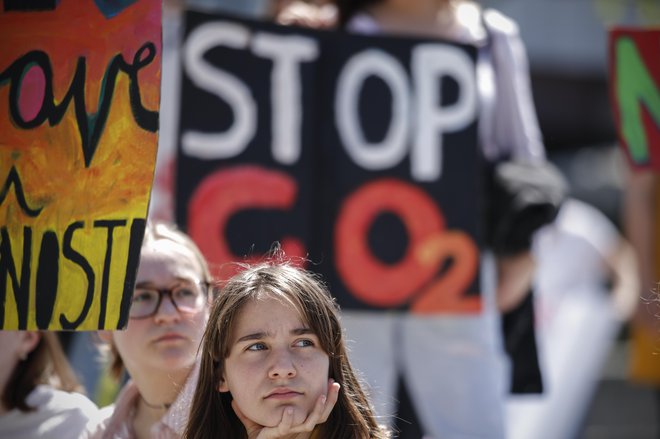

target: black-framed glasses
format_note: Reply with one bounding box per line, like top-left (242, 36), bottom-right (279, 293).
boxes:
top-left (129, 280), bottom-right (208, 319)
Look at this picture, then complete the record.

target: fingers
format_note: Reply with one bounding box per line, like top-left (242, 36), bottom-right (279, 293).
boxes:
top-left (286, 378), bottom-right (341, 434)
top-left (278, 407), bottom-right (295, 432)
top-left (324, 379), bottom-right (341, 420)
top-left (254, 407), bottom-right (294, 439)
top-left (240, 380), bottom-right (342, 438)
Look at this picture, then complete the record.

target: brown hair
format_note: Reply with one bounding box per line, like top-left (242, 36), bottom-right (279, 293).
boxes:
top-left (184, 257), bottom-right (389, 439)
top-left (107, 221), bottom-right (213, 380)
top-left (2, 332), bottom-right (84, 412)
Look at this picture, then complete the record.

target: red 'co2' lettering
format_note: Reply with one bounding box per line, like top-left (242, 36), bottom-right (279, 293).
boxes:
top-left (334, 178), bottom-right (480, 313)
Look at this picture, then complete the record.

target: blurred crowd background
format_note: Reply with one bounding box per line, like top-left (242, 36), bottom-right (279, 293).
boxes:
top-left (54, 0), bottom-right (659, 438)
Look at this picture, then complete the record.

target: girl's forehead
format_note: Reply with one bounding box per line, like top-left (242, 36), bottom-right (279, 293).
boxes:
top-left (137, 239), bottom-right (204, 282)
top-left (232, 293), bottom-right (306, 329)
top-left (254, 290), bottom-right (303, 314)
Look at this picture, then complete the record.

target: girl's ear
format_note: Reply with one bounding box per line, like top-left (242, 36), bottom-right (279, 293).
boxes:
top-left (217, 378), bottom-right (229, 392)
top-left (20, 331), bottom-right (41, 356)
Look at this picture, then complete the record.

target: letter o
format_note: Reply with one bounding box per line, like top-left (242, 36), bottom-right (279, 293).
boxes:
top-left (334, 179), bottom-right (445, 307)
top-left (335, 49), bottom-right (410, 170)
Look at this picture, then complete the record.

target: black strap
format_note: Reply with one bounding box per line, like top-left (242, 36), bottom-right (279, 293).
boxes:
top-left (502, 289), bottom-right (544, 393)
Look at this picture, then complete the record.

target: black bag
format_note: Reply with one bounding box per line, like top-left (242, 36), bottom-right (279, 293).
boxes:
top-left (485, 160), bottom-right (568, 255)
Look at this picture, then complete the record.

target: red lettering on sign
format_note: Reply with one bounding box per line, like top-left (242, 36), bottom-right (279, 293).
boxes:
top-left (335, 178), bottom-right (480, 313)
top-left (187, 165), bottom-right (305, 279)
top-left (335, 179), bottom-right (443, 306)
top-left (410, 231), bottom-right (481, 314)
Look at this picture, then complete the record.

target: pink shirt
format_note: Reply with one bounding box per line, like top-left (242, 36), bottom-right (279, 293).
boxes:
top-left (85, 364), bottom-right (199, 439)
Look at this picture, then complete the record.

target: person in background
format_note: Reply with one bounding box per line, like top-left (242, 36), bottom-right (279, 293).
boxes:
top-left (86, 221), bottom-right (213, 439)
top-left (184, 257), bottom-right (388, 439)
top-left (625, 168), bottom-right (660, 424)
top-left (606, 22), bottom-right (660, 434)
top-left (277, 0), bottom-right (557, 437)
top-left (0, 331), bottom-right (99, 439)
top-left (505, 197), bottom-right (638, 439)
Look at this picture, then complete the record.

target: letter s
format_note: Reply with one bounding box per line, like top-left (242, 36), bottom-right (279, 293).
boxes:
top-left (182, 22), bottom-right (257, 160)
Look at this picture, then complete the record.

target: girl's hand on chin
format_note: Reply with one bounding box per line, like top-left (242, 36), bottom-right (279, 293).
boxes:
top-left (233, 379), bottom-right (341, 439)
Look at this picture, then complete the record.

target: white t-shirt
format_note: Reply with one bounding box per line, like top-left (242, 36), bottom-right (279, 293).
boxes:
top-left (0, 385), bottom-right (99, 439)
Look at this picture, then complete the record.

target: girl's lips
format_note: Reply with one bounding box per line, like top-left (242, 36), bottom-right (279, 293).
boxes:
top-left (265, 389), bottom-right (303, 400)
top-left (154, 333), bottom-right (185, 343)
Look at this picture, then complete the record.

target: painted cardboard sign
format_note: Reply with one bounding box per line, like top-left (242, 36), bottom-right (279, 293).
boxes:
top-left (608, 28), bottom-right (660, 170)
top-left (0, 0), bottom-right (161, 330)
top-left (177, 11), bottom-right (483, 314)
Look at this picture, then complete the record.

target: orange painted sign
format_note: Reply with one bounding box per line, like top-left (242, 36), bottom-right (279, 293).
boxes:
top-left (0, 0), bottom-right (161, 330)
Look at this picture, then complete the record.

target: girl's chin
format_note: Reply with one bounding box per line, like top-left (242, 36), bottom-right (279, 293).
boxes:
top-left (263, 405), bottom-right (310, 427)
top-left (153, 351), bottom-right (196, 370)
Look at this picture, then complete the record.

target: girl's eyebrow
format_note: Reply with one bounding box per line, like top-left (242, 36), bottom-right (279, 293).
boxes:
top-left (236, 332), bottom-right (267, 344)
top-left (235, 327), bottom-right (313, 344)
top-left (135, 277), bottom-right (196, 288)
top-left (291, 327), bottom-right (313, 336)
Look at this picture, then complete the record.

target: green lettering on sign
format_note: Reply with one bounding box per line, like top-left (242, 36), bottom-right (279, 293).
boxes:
top-left (616, 36), bottom-right (660, 165)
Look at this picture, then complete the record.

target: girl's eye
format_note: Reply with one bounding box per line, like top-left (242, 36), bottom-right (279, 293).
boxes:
top-left (294, 339), bottom-right (314, 348)
top-left (175, 287), bottom-right (197, 298)
top-left (247, 342), bottom-right (267, 351)
top-left (133, 291), bottom-right (156, 303)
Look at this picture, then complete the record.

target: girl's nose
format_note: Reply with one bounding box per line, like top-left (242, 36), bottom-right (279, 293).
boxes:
top-left (268, 349), bottom-right (297, 379)
top-left (153, 295), bottom-right (181, 324)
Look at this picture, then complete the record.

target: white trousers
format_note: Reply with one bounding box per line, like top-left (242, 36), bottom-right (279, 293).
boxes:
top-left (341, 254), bottom-right (506, 439)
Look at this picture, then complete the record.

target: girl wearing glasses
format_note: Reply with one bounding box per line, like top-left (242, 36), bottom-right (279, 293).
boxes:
top-left (87, 221), bottom-right (212, 439)
top-left (183, 258), bottom-right (389, 439)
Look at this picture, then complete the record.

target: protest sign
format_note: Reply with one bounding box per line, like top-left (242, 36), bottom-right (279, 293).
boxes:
top-left (0, 0), bottom-right (161, 330)
top-left (608, 28), bottom-right (660, 170)
top-left (177, 11), bottom-right (482, 313)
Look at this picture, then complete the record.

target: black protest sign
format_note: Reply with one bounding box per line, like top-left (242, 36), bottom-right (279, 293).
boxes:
top-left (177, 10), bottom-right (483, 314)
top-left (177, 11), bottom-right (320, 282)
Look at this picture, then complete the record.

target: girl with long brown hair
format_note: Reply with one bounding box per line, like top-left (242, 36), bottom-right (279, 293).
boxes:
top-left (184, 259), bottom-right (389, 438)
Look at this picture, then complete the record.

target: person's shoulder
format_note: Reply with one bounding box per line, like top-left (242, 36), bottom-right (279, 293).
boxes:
top-left (30, 385), bottom-right (98, 416)
top-left (14, 386), bottom-right (101, 439)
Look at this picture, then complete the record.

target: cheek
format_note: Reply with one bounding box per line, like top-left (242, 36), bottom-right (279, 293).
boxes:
top-left (225, 367), bottom-right (259, 411)
top-left (187, 313), bottom-right (208, 337)
top-left (113, 327), bottom-right (132, 346)
top-left (301, 355), bottom-right (330, 391)
top-left (112, 321), bottom-right (148, 352)
top-left (224, 359), bottom-right (255, 391)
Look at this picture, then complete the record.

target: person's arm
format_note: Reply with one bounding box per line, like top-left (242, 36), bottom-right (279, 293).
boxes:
top-left (496, 252), bottom-right (535, 313)
top-left (482, 10), bottom-right (552, 311)
top-left (606, 237), bottom-right (640, 321)
top-left (623, 169), bottom-right (658, 328)
top-left (483, 8), bottom-right (545, 163)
